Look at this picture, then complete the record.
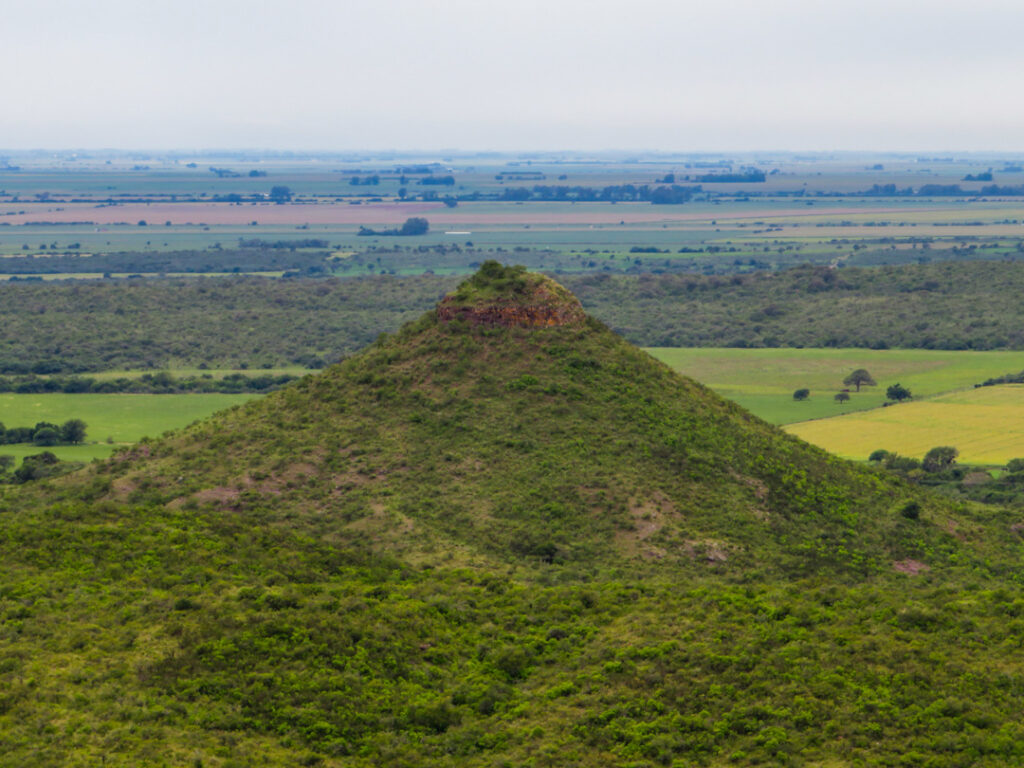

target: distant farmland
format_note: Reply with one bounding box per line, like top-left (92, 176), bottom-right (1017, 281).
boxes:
top-left (786, 385), bottom-right (1024, 464)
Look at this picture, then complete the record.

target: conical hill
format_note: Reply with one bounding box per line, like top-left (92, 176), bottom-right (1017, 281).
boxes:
top-left (64, 263), bottom-right (972, 577)
top-left (5, 263), bottom-right (1024, 767)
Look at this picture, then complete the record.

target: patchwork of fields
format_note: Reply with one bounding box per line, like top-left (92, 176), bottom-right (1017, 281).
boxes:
top-left (787, 385), bottom-right (1024, 464)
top-left (649, 347), bottom-right (1024, 423)
top-left (650, 347), bottom-right (1024, 464)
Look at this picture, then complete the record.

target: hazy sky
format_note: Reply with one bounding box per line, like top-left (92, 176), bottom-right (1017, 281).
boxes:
top-left (4, 0), bottom-right (1024, 151)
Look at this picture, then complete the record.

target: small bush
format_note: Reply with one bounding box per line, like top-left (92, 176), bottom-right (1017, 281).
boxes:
top-left (900, 501), bottom-right (921, 520)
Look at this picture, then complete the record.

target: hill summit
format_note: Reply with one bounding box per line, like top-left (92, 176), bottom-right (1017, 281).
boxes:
top-left (436, 261), bottom-right (586, 327)
top-left (4, 262), bottom-right (1022, 767)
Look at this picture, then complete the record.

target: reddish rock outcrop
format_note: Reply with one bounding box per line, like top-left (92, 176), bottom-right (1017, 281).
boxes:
top-left (436, 286), bottom-right (586, 328)
top-left (437, 300), bottom-right (585, 328)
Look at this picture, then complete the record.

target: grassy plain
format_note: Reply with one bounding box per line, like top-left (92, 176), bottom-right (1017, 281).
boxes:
top-left (648, 347), bottom-right (1024, 424)
top-left (0, 392), bottom-right (258, 463)
top-left (787, 384), bottom-right (1024, 463)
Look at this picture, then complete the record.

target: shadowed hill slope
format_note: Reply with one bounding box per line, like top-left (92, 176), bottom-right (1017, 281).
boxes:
top-left (3, 263), bottom-right (1024, 767)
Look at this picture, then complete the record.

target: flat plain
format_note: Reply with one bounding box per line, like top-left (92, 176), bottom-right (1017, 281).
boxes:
top-left (0, 392), bottom-right (258, 463)
top-left (787, 384), bottom-right (1024, 463)
top-left (649, 347), bottom-right (1024, 424)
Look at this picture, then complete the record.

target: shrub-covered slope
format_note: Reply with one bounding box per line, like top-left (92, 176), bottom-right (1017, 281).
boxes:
top-left (73, 264), bottom-right (972, 578)
top-left (2, 263), bottom-right (1024, 767)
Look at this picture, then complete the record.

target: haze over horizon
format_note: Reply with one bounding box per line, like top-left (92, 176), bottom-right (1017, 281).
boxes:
top-left (5, 0), bottom-right (1024, 152)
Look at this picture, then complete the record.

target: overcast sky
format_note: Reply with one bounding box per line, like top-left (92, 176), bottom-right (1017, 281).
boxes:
top-left (4, 0), bottom-right (1024, 152)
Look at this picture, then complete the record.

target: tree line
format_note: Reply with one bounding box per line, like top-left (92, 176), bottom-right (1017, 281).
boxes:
top-left (1, 419), bottom-right (86, 446)
top-left (497, 184), bottom-right (700, 204)
top-left (0, 372), bottom-right (299, 394)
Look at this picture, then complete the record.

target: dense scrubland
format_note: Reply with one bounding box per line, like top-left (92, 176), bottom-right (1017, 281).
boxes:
top-left (5, 260), bottom-right (1024, 373)
top-left (4, 266), bottom-right (1024, 766)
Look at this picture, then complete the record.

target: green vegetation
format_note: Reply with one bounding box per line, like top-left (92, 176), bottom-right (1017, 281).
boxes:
top-left (447, 260), bottom-right (554, 303)
top-left (10, 259), bottom-right (1024, 374)
top-left (568, 261), bottom-right (1024, 350)
top-left (0, 276), bottom-right (457, 373)
top-left (787, 385), bottom-right (1024, 464)
top-left (0, 392), bottom-right (257, 463)
top-left (0, 417), bottom-right (87, 446)
top-left (843, 368), bottom-right (876, 392)
top-left (3, 265), bottom-right (1024, 765)
top-left (0, 370), bottom-right (300, 394)
top-left (0, 247), bottom-right (330, 275)
top-left (357, 216), bottom-right (430, 237)
top-left (649, 346), bottom-right (1024, 425)
top-left (887, 383), bottom-right (913, 402)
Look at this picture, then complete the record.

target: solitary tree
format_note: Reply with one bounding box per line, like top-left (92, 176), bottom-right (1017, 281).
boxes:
top-left (269, 185), bottom-right (292, 203)
top-left (399, 217), bottom-right (429, 236)
top-left (843, 368), bottom-right (877, 392)
top-left (793, 388), bottom-right (810, 401)
top-left (60, 419), bottom-right (87, 445)
top-left (922, 446), bottom-right (958, 473)
top-left (834, 392), bottom-right (850, 405)
top-left (886, 383), bottom-right (912, 402)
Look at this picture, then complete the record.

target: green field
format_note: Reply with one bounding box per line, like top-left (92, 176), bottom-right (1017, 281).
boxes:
top-left (0, 392), bottom-right (258, 464)
top-left (787, 384), bottom-right (1024, 464)
top-left (648, 347), bottom-right (1024, 424)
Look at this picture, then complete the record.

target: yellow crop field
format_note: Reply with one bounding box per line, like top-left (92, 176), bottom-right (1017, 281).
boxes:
top-left (785, 384), bottom-right (1024, 464)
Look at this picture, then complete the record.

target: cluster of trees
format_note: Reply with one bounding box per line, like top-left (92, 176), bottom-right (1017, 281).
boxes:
top-left (498, 184), bottom-right (700, 204)
top-left (963, 170), bottom-right (993, 182)
top-left (269, 186), bottom-right (292, 202)
top-left (358, 217), bottom-right (430, 237)
top-left (790, 370), bottom-right (912, 405)
top-left (694, 169), bottom-right (766, 183)
top-left (0, 451), bottom-right (69, 484)
top-left (236, 238), bottom-right (330, 250)
top-left (872, 450), bottom-right (1024, 507)
top-left (1, 419), bottom-right (86, 446)
top-left (870, 446), bottom-right (958, 475)
top-left (0, 372), bottom-right (298, 395)
top-left (0, 248), bottom-right (330, 275)
top-left (862, 182), bottom-right (1024, 197)
top-left (977, 369), bottom-right (1024, 387)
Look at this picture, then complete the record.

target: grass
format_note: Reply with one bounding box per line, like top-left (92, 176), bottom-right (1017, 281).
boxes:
top-left (647, 347), bottom-right (1024, 424)
top-left (0, 392), bottom-right (258, 463)
top-left (786, 384), bottom-right (1024, 464)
